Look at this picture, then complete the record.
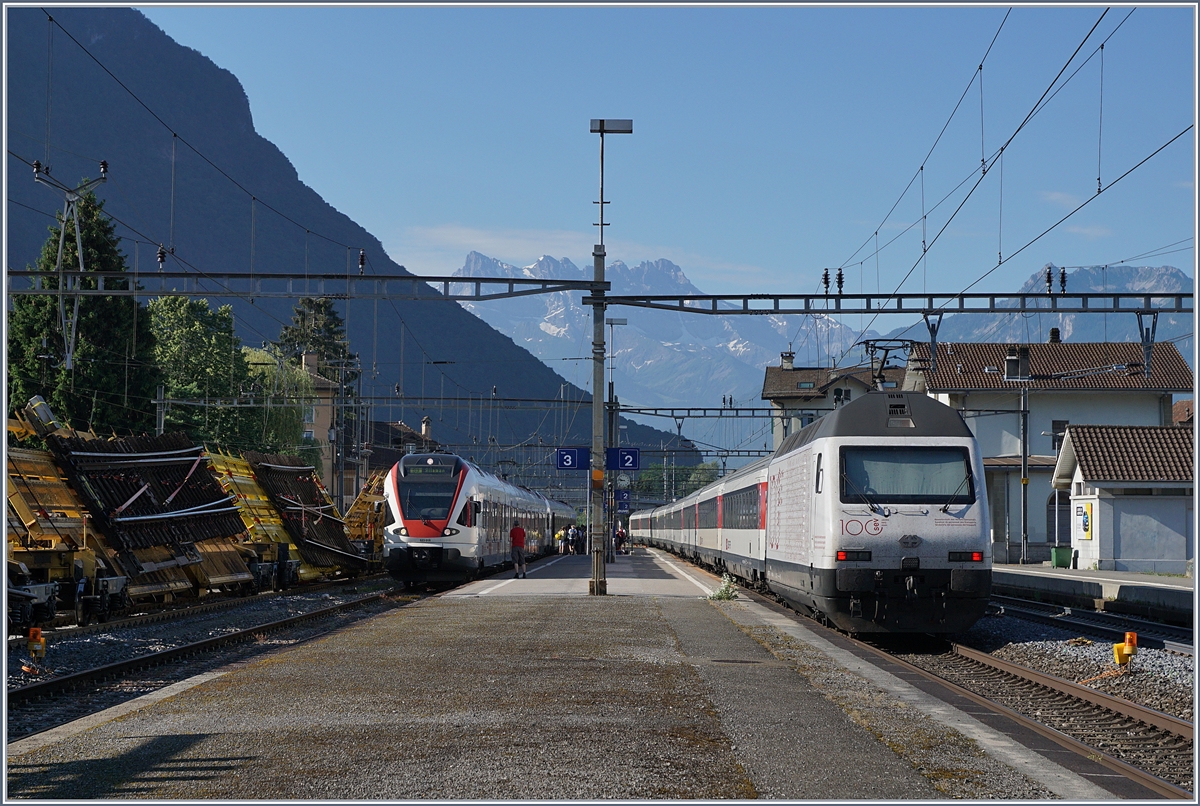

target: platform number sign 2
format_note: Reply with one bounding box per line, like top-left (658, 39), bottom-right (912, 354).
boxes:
top-left (606, 447), bottom-right (640, 471)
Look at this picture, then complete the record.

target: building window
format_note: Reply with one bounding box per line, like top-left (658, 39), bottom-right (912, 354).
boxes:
top-left (1051, 420), bottom-right (1068, 451)
top-left (302, 430), bottom-right (314, 441)
top-left (303, 405), bottom-right (315, 424)
top-left (797, 381), bottom-right (814, 389)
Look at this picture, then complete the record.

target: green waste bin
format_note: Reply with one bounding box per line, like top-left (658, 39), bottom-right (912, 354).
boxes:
top-left (1050, 546), bottom-right (1072, 568)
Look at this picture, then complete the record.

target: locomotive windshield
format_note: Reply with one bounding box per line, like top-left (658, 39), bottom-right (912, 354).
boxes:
top-left (840, 446), bottom-right (973, 506)
top-left (397, 456), bottom-right (463, 521)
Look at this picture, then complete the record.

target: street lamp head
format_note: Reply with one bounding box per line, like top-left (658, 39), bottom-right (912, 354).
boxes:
top-left (590, 119), bottom-right (633, 134)
top-left (605, 318), bottom-right (628, 326)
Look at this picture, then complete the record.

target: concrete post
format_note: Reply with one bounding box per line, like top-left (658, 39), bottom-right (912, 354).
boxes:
top-left (590, 244), bottom-right (607, 595)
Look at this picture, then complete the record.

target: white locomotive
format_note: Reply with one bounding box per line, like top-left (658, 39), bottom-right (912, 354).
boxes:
top-left (382, 453), bottom-right (575, 585)
top-left (631, 392), bottom-right (991, 634)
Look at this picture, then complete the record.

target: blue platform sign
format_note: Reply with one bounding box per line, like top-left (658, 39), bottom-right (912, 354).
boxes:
top-left (617, 501), bottom-right (630, 513)
top-left (606, 447), bottom-right (640, 471)
top-left (615, 490), bottom-right (631, 503)
top-left (555, 448), bottom-right (589, 471)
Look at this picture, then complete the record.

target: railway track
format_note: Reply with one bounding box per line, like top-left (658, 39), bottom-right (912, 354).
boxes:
top-left (690, 558), bottom-right (1195, 798)
top-left (992, 594), bottom-right (1194, 656)
top-left (880, 639), bottom-right (1194, 797)
top-left (6, 573), bottom-right (393, 645)
top-left (6, 587), bottom-right (414, 742)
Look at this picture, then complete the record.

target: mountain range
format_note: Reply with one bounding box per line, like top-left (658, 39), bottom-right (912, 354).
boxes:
top-left (5, 6), bottom-right (693, 474)
top-left (455, 254), bottom-right (1192, 448)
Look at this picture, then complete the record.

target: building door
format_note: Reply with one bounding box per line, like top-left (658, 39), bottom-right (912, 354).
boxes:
top-left (1046, 491), bottom-right (1071, 546)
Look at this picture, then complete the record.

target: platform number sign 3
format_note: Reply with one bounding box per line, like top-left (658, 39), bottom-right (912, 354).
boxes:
top-left (556, 448), bottom-right (589, 471)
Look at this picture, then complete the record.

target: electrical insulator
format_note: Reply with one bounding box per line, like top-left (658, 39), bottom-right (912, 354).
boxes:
top-left (157, 244), bottom-right (167, 272)
top-left (99, 160), bottom-right (108, 176)
top-left (836, 268), bottom-right (844, 294)
top-left (32, 160), bottom-right (41, 174)
top-left (1045, 267), bottom-right (1053, 294)
top-left (1059, 268), bottom-right (1067, 295)
top-left (358, 249), bottom-right (365, 275)
top-left (822, 268), bottom-right (830, 295)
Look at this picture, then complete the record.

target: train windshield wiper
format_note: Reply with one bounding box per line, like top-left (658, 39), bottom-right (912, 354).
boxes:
top-left (841, 473), bottom-right (884, 516)
top-left (940, 475), bottom-right (972, 513)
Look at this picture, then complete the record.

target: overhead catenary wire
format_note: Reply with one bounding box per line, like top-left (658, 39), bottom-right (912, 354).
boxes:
top-left (833, 9), bottom-right (1165, 364)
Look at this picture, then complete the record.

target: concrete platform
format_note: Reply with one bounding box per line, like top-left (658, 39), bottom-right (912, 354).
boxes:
top-left (5, 550), bottom-right (1138, 800)
top-left (992, 562), bottom-right (1194, 624)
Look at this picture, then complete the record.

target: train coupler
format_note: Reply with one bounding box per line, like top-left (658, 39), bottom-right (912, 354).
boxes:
top-left (849, 597), bottom-right (863, 618)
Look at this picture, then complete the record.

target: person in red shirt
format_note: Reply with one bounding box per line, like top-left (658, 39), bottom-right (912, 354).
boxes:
top-left (510, 519), bottom-right (527, 579)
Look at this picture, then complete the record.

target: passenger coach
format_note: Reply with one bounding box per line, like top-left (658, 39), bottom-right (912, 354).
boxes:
top-left (631, 392), bottom-right (991, 635)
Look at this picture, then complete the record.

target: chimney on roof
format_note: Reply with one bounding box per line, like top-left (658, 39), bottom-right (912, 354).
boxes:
top-left (421, 416), bottom-right (432, 440)
top-left (302, 352), bottom-right (318, 374)
top-left (780, 351), bottom-right (795, 370)
top-left (1048, 327), bottom-right (1061, 344)
top-left (1004, 346), bottom-right (1031, 381)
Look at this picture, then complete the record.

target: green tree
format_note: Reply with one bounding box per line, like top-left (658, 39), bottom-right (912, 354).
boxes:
top-left (633, 464), bottom-right (666, 498)
top-left (7, 187), bottom-right (160, 433)
top-left (148, 297), bottom-right (253, 446)
top-left (683, 462), bottom-right (720, 495)
top-left (275, 297), bottom-right (356, 387)
top-left (242, 346), bottom-right (320, 467)
top-left (632, 461), bottom-right (719, 499)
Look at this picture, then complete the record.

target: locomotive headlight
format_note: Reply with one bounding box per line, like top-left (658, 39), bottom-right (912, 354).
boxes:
top-left (442, 527), bottom-right (459, 537)
top-left (398, 527), bottom-right (408, 536)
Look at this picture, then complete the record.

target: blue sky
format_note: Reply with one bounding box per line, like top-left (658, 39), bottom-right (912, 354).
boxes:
top-left (138, 5), bottom-right (1195, 297)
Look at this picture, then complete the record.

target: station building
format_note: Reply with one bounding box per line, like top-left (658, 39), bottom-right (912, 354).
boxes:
top-left (1051, 424), bottom-right (1193, 575)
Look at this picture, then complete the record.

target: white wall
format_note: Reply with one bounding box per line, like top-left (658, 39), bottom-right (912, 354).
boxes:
top-left (957, 391), bottom-right (1167, 458)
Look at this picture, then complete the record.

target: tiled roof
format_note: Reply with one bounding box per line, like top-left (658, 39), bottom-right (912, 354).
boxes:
top-left (762, 365), bottom-right (905, 401)
top-left (983, 455), bottom-right (1058, 469)
top-left (1066, 425), bottom-right (1193, 482)
top-left (1173, 399), bottom-right (1194, 426)
top-left (908, 341), bottom-right (1193, 392)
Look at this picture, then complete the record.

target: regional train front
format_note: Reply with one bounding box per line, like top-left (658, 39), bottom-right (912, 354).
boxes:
top-left (381, 453), bottom-right (477, 584)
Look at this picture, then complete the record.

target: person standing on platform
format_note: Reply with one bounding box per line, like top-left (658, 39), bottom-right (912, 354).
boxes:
top-left (510, 519), bottom-right (527, 579)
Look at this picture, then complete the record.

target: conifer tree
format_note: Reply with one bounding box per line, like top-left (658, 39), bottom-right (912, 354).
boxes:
top-left (8, 187), bottom-right (160, 433)
top-left (275, 297), bottom-right (357, 387)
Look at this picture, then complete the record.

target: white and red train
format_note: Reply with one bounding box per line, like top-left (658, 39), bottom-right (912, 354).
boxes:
top-left (630, 392), bottom-right (991, 634)
top-left (381, 453), bottom-right (575, 584)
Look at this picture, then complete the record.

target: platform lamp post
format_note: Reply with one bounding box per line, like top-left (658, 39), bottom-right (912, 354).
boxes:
top-left (606, 317), bottom-right (627, 563)
top-left (589, 118), bottom-right (632, 595)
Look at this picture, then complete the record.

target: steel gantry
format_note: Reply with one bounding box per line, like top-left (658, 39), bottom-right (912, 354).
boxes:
top-left (583, 289), bottom-right (1192, 379)
top-left (6, 270), bottom-right (608, 302)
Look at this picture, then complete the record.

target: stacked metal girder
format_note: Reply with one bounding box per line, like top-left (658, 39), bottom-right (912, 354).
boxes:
top-left (342, 469), bottom-right (387, 569)
top-left (44, 432), bottom-right (254, 592)
top-left (207, 447), bottom-right (311, 584)
top-left (7, 448), bottom-right (91, 548)
top-left (6, 446), bottom-right (189, 608)
top-left (243, 452), bottom-right (367, 573)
